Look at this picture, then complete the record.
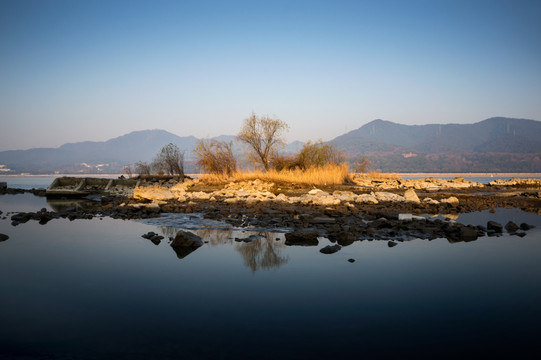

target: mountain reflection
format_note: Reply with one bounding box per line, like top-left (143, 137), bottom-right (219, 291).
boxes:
top-left (156, 226), bottom-right (289, 271)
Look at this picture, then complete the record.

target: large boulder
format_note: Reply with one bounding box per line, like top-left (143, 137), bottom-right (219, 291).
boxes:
top-left (374, 192), bottom-right (405, 202)
top-left (133, 185), bottom-right (174, 201)
top-left (441, 196), bottom-right (459, 206)
top-left (404, 189), bottom-right (420, 203)
top-left (355, 194), bottom-right (379, 204)
top-left (170, 230), bottom-right (204, 259)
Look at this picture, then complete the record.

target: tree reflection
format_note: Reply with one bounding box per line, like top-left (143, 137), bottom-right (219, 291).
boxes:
top-left (235, 233), bottom-right (289, 273)
top-left (155, 226), bottom-right (289, 271)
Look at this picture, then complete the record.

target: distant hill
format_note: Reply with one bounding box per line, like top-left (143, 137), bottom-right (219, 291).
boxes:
top-left (2, 117), bottom-right (540, 174)
top-left (0, 130), bottom-right (304, 174)
top-left (330, 117), bottom-right (541, 172)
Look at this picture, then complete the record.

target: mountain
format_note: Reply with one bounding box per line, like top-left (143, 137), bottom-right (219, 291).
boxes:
top-left (330, 117), bottom-right (541, 172)
top-left (0, 130), bottom-right (305, 174)
top-left (0, 130), bottom-right (198, 174)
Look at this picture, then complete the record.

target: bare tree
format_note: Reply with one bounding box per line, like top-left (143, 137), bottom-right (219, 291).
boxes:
top-left (152, 143), bottom-right (185, 177)
top-left (194, 139), bottom-right (237, 175)
top-left (237, 113), bottom-right (289, 171)
top-left (135, 161), bottom-right (151, 176)
top-left (122, 164), bottom-right (133, 178)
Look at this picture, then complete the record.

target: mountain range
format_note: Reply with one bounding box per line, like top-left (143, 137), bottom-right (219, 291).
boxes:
top-left (1, 117), bottom-right (540, 174)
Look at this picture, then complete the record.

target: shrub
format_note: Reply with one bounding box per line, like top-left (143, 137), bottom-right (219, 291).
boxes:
top-left (152, 143), bottom-right (184, 177)
top-left (296, 140), bottom-right (345, 170)
top-left (194, 139), bottom-right (237, 175)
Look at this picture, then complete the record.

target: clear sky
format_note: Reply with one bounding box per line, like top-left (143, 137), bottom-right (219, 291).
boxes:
top-left (1, 0), bottom-right (540, 151)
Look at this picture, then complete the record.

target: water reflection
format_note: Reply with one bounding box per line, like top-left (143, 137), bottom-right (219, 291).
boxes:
top-left (154, 226), bottom-right (289, 271)
top-left (46, 198), bottom-right (97, 212)
top-left (234, 233), bottom-right (289, 273)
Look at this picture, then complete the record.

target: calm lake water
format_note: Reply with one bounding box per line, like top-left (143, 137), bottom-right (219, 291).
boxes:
top-left (1, 182), bottom-right (541, 359)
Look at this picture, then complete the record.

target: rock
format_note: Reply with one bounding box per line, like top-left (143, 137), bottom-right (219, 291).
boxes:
top-left (311, 216), bottom-right (336, 224)
top-left (142, 231), bottom-right (164, 245)
top-left (328, 231), bottom-right (356, 246)
top-left (505, 221), bottom-right (519, 233)
top-left (388, 241), bottom-right (398, 247)
top-left (347, 258), bottom-right (355, 263)
top-left (441, 196), bottom-right (459, 206)
top-left (404, 189), bottom-right (420, 203)
top-left (487, 221), bottom-right (503, 233)
top-left (0, 182), bottom-right (7, 190)
top-left (460, 226), bottom-right (478, 242)
top-left (133, 185), bottom-right (174, 201)
top-left (0, 233), bottom-right (9, 241)
top-left (171, 230), bottom-right (203, 248)
top-left (170, 230), bottom-right (204, 259)
top-left (355, 194), bottom-right (379, 204)
top-left (320, 244), bottom-right (341, 254)
top-left (285, 230), bottom-right (319, 246)
top-left (422, 197), bottom-right (440, 205)
top-left (520, 223), bottom-right (534, 230)
top-left (398, 213), bottom-right (426, 221)
top-left (374, 192), bottom-right (405, 202)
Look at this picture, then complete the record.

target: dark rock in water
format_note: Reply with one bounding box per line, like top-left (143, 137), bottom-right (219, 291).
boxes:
top-left (171, 230), bottom-right (203, 248)
top-left (328, 230), bottom-right (356, 246)
top-left (170, 230), bottom-right (204, 259)
top-left (0, 233), bottom-right (9, 241)
top-left (347, 258), bottom-right (355, 263)
top-left (320, 244), bottom-right (341, 254)
top-left (285, 230), bottom-right (319, 246)
top-left (505, 221), bottom-right (519, 233)
top-left (520, 223), bottom-right (534, 231)
top-left (142, 232), bottom-right (164, 245)
top-left (487, 221), bottom-right (503, 233)
top-left (460, 226), bottom-right (479, 242)
top-left (512, 231), bottom-right (527, 238)
top-left (388, 241), bottom-right (398, 247)
top-left (235, 234), bottom-right (260, 243)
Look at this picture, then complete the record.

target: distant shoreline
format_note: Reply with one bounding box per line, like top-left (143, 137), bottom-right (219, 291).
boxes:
top-left (2, 173), bottom-right (541, 178)
top-left (397, 173), bottom-right (541, 177)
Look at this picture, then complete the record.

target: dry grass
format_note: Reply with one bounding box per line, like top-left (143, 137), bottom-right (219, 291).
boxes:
top-left (199, 163), bottom-right (351, 186)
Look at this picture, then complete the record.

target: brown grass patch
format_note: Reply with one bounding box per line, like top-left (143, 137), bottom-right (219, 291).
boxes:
top-left (199, 163), bottom-right (351, 186)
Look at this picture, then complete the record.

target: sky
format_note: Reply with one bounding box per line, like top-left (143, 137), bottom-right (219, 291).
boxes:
top-left (1, 0), bottom-right (540, 151)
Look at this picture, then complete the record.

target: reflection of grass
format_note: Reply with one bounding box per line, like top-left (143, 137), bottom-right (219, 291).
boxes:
top-left (200, 163), bottom-right (351, 186)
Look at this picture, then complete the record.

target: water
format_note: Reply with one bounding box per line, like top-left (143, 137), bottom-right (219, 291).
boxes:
top-left (1, 189), bottom-right (541, 358)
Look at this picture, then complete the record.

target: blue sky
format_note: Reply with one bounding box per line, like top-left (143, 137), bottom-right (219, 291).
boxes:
top-left (1, 0), bottom-right (540, 150)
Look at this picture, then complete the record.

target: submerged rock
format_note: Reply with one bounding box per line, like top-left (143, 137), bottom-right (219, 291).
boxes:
top-left (320, 244), bottom-right (341, 254)
top-left (388, 241), bottom-right (398, 247)
top-left (505, 221), bottom-right (519, 233)
top-left (487, 221), bottom-right (503, 233)
top-left (285, 230), bottom-right (319, 246)
top-left (0, 233), bottom-right (9, 241)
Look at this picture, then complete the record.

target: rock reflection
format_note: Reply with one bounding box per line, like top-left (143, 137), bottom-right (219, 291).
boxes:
top-left (46, 198), bottom-right (97, 212)
top-left (155, 226), bottom-right (289, 271)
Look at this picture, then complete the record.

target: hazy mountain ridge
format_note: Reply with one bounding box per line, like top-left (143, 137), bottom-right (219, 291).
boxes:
top-left (1, 117), bottom-right (540, 174)
top-left (329, 117), bottom-right (541, 172)
top-left (331, 117), bottom-right (541, 154)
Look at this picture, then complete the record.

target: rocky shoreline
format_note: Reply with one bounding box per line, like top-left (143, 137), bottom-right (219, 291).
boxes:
top-left (2, 176), bottom-right (540, 247)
